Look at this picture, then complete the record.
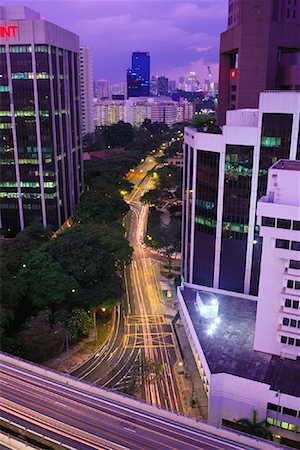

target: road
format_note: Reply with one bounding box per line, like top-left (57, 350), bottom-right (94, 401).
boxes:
top-left (0, 356), bottom-right (264, 450)
top-left (73, 154), bottom-right (183, 413)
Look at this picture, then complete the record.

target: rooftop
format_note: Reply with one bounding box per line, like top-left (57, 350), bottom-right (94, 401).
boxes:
top-left (271, 159), bottom-right (300, 172)
top-left (180, 286), bottom-right (300, 397)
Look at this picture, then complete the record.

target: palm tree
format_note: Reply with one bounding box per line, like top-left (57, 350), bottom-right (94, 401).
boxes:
top-left (236, 409), bottom-right (273, 441)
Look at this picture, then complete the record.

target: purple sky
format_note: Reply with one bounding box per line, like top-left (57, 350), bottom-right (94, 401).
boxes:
top-left (7, 1), bottom-right (227, 83)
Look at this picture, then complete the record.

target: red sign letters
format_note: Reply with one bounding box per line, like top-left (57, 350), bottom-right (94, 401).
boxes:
top-left (0, 25), bottom-right (18, 38)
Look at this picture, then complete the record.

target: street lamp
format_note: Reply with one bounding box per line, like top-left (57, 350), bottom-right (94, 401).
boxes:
top-left (54, 327), bottom-right (70, 373)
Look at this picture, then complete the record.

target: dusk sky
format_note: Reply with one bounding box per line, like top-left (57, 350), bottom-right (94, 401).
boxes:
top-left (7, 1), bottom-right (227, 83)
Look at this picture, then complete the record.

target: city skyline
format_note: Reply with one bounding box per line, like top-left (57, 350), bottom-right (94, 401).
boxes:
top-left (4, 0), bottom-right (226, 82)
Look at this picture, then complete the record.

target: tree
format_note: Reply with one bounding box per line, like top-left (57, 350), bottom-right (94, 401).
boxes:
top-left (65, 222), bottom-right (132, 268)
top-left (18, 249), bottom-right (77, 311)
top-left (67, 308), bottom-right (93, 343)
top-left (16, 309), bottom-right (63, 363)
top-left (0, 222), bottom-right (53, 275)
top-left (140, 189), bottom-right (161, 206)
top-left (236, 409), bottom-right (273, 441)
top-left (73, 190), bottom-right (129, 225)
top-left (103, 121), bottom-right (134, 148)
top-left (0, 263), bottom-right (23, 336)
top-left (48, 234), bottom-right (123, 308)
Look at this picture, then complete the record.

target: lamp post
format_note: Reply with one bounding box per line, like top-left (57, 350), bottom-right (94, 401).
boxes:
top-left (55, 327), bottom-right (70, 373)
top-left (275, 390), bottom-right (281, 436)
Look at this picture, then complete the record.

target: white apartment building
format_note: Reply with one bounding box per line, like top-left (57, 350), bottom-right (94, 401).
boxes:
top-left (79, 47), bottom-right (95, 135)
top-left (94, 101), bottom-right (125, 127)
top-left (254, 160), bottom-right (300, 359)
top-left (94, 97), bottom-right (194, 128)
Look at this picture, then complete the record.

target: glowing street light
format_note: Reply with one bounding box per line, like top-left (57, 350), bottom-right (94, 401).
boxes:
top-left (101, 307), bottom-right (107, 312)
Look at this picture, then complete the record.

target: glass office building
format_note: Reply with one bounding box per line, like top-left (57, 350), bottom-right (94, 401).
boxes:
top-left (182, 92), bottom-right (300, 296)
top-left (127, 52), bottom-right (150, 98)
top-left (0, 6), bottom-right (83, 236)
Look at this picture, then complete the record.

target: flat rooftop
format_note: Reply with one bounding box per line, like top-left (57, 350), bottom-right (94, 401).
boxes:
top-left (272, 159), bottom-right (300, 171)
top-left (180, 286), bottom-right (300, 397)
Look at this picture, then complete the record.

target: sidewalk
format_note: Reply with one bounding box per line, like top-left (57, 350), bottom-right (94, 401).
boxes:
top-left (44, 319), bottom-right (112, 373)
top-left (174, 320), bottom-right (209, 420)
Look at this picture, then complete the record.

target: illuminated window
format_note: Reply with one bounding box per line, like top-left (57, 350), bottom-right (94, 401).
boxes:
top-left (10, 45), bottom-right (32, 53)
top-left (261, 137), bottom-right (282, 147)
top-left (0, 123), bottom-right (12, 129)
top-left (0, 86), bottom-right (9, 92)
top-left (35, 45), bottom-right (49, 53)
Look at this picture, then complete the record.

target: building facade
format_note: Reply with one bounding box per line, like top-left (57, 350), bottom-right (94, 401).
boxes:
top-left (0, 6), bottom-right (83, 236)
top-left (127, 52), bottom-right (150, 98)
top-left (79, 47), bottom-right (94, 135)
top-left (218, 0), bottom-right (300, 125)
top-left (254, 160), bottom-right (300, 359)
top-left (182, 91), bottom-right (300, 296)
top-left (178, 159), bottom-right (300, 447)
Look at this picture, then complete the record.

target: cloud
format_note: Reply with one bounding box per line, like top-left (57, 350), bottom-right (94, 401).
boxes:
top-left (170, 1), bottom-right (227, 22)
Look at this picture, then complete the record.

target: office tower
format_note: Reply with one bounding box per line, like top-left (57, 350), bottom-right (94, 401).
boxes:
top-left (182, 91), bottom-right (300, 295)
top-left (157, 76), bottom-right (169, 96)
top-left (168, 80), bottom-right (177, 93)
top-left (0, 6), bottom-right (83, 236)
top-left (97, 79), bottom-right (109, 99)
top-left (79, 47), bottom-right (95, 135)
top-left (110, 81), bottom-right (127, 98)
top-left (178, 158), bottom-right (300, 447)
top-left (127, 52), bottom-right (150, 98)
top-left (254, 160), bottom-right (300, 359)
top-left (218, 0), bottom-right (300, 125)
top-left (150, 76), bottom-right (158, 96)
top-left (178, 76), bottom-right (185, 90)
top-left (185, 72), bottom-right (199, 92)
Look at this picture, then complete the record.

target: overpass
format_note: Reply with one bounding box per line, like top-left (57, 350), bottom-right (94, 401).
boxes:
top-left (0, 353), bottom-right (281, 450)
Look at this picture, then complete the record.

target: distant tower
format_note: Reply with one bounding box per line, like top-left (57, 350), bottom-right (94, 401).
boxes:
top-left (218, 0), bottom-right (300, 125)
top-left (157, 76), bottom-right (169, 96)
top-left (80, 47), bottom-right (95, 135)
top-left (127, 52), bottom-right (150, 98)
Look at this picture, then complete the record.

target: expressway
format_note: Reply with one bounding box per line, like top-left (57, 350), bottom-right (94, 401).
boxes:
top-left (0, 355), bottom-right (273, 450)
top-left (73, 155), bottom-right (183, 413)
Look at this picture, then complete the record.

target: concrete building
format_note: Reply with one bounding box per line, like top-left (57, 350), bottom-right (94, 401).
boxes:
top-left (0, 5), bottom-right (83, 236)
top-left (79, 47), bottom-right (94, 135)
top-left (176, 100), bottom-right (194, 123)
top-left (94, 97), bottom-right (194, 128)
top-left (218, 0), bottom-right (300, 125)
top-left (178, 160), bottom-right (300, 447)
top-left (96, 79), bottom-right (109, 99)
top-left (182, 91), bottom-right (300, 296)
top-left (94, 100), bottom-right (125, 127)
top-left (157, 76), bottom-right (169, 96)
top-left (254, 160), bottom-right (300, 359)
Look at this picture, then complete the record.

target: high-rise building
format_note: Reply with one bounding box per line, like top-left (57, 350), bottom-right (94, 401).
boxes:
top-left (97, 79), bottom-right (109, 99)
top-left (150, 76), bottom-right (158, 96)
top-left (127, 52), bottom-right (150, 98)
top-left (218, 0), bottom-right (300, 125)
top-left (177, 162), bottom-right (300, 447)
top-left (0, 6), bottom-right (83, 236)
top-left (79, 47), bottom-right (94, 135)
top-left (157, 76), bottom-right (169, 96)
top-left (254, 159), bottom-right (300, 359)
top-left (182, 91), bottom-right (300, 296)
top-left (185, 72), bottom-right (199, 92)
top-left (168, 80), bottom-right (177, 93)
